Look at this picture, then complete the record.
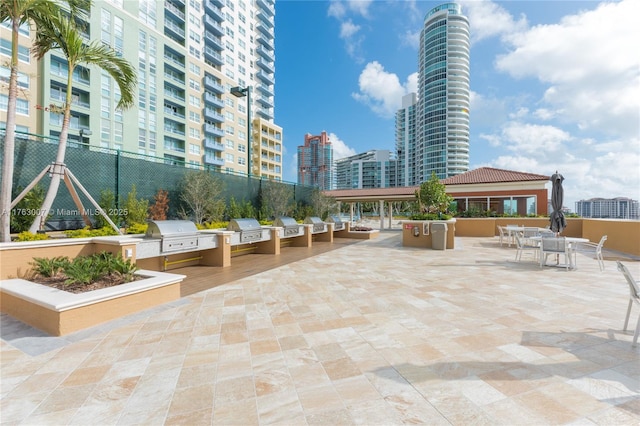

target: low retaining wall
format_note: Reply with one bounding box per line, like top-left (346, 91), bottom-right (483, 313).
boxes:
top-left (454, 217), bottom-right (639, 256)
top-left (0, 270), bottom-right (184, 336)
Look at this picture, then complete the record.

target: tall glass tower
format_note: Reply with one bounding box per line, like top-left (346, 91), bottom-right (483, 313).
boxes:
top-left (417, 3), bottom-right (470, 180)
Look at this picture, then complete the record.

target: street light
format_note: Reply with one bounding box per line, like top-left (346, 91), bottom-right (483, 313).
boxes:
top-left (230, 86), bottom-right (251, 176)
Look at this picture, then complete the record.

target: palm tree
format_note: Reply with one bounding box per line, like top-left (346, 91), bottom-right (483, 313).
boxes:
top-left (27, 11), bottom-right (136, 233)
top-left (0, 0), bottom-right (89, 242)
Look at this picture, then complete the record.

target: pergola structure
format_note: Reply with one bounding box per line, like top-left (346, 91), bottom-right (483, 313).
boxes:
top-left (324, 168), bottom-right (550, 229)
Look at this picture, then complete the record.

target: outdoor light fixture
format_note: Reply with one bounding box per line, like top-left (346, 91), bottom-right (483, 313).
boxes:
top-left (230, 86), bottom-right (252, 177)
top-left (79, 128), bottom-right (92, 144)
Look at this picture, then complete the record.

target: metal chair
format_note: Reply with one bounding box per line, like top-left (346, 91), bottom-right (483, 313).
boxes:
top-left (540, 237), bottom-right (573, 270)
top-left (497, 226), bottom-right (508, 247)
top-left (579, 235), bottom-right (607, 271)
top-left (616, 261), bottom-right (640, 347)
top-left (514, 232), bottom-right (539, 262)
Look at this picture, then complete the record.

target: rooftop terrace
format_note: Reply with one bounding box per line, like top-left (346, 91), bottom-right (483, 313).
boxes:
top-left (1, 229), bottom-right (638, 424)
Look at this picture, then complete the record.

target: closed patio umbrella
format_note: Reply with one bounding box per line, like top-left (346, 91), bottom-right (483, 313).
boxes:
top-left (550, 171), bottom-right (567, 234)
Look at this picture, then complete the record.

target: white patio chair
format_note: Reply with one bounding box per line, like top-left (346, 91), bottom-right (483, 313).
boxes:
top-left (540, 237), bottom-right (573, 271)
top-left (514, 232), bottom-right (539, 262)
top-left (579, 235), bottom-right (607, 272)
top-left (616, 261), bottom-right (640, 347)
top-left (497, 226), bottom-right (508, 247)
top-left (523, 227), bottom-right (541, 238)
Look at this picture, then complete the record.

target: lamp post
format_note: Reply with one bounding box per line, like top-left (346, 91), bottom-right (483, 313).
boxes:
top-left (230, 86), bottom-right (251, 176)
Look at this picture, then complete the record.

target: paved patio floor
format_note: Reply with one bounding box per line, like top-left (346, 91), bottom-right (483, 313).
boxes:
top-left (1, 231), bottom-right (639, 425)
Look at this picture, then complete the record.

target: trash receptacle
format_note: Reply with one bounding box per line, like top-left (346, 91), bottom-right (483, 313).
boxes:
top-left (431, 223), bottom-right (448, 250)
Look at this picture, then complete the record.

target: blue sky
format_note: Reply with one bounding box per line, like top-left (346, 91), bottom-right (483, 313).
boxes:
top-left (273, 0), bottom-right (640, 210)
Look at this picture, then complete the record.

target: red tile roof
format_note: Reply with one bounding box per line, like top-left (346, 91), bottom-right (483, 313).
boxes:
top-left (440, 167), bottom-right (550, 185)
top-left (324, 167), bottom-right (550, 201)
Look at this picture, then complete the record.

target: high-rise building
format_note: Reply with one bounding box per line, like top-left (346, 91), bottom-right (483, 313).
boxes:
top-left (1, 0), bottom-right (281, 180)
top-left (335, 150), bottom-right (398, 189)
top-left (575, 197), bottom-right (639, 219)
top-left (395, 93), bottom-right (417, 187)
top-left (297, 131), bottom-right (333, 190)
top-left (397, 2), bottom-right (470, 185)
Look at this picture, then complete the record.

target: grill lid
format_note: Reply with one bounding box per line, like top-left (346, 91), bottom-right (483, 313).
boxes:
top-left (274, 216), bottom-right (298, 228)
top-left (326, 215), bottom-right (343, 224)
top-left (227, 218), bottom-right (261, 232)
top-left (146, 220), bottom-right (198, 238)
top-left (303, 216), bottom-right (324, 225)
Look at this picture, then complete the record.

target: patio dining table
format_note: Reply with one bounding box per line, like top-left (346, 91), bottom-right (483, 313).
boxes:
top-left (530, 236), bottom-right (590, 270)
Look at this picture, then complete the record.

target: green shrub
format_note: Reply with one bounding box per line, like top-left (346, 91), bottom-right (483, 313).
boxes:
top-left (15, 231), bottom-right (49, 241)
top-left (30, 256), bottom-right (70, 277)
top-left (122, 184), bottom-right (149, 226)
top-left (66, 226), bottom-right (119, 238)
top-left (64, 256), bottom-right (105, 286)
top-left (409, 213), bottom-right (452, 220)
top-left (31, 251), bottom-right (139, 287)
top-left (126, 222), bottom-right (148, 234)
top-left (198, 221), bottom-right (229, 230)
top-left (94, 189), bottom-right (119, 228)
top-left (10, 184), bottom-right (47, 233)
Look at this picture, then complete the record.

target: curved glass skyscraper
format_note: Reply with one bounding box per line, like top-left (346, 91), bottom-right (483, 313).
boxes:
top-left (418, 3), bottom-right (470, 180)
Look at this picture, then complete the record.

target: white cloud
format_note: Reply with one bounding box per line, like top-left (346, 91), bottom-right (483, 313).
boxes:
top-left (340, 19), bottom-right (360, 38)
top-left (327, 1), bottom-right (346, 19)
top-left (352, 62), bottom-right (417, 118)
top-left (459, 0), bottom-right (528, 44)
top-left (495, 0), bottom-right (640, 139)
top-left (328, 133), bottom-right (357, 160)
top-left (493, 122), bottom-right (572, 155)
top-left (327, 1), bottom-right (372, 62)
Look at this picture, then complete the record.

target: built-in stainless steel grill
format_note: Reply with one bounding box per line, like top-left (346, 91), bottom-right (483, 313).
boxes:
top-left (274, 216), bottom-right (300, 236)
top-left (146, 220), bottom-right (199, 253)
top-left (304, 216), bottom-right (326, 233)
top-left (326, 215), bottom-right (345, 231)
top-left (227, 218), bottom-right (263, 243)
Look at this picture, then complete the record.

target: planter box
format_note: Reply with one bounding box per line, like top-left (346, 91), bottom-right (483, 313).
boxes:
top-left (0, 270), bottom-right (185, 336)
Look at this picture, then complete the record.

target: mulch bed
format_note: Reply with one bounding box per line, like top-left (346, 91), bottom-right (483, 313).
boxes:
top-left (31, 274), bottom-right (142, 294)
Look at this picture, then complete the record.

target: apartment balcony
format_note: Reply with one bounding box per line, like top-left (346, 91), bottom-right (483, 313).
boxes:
top-left (256, 9), bottom-right (273, 28)
top-left (256, 22), bottom-right (273, 38)
top-left (203, 107), bottom-right (224, 123)
top-left (257, 70), bottom-right (274, 84)
top-left (256, 45), bottom-right (275, 61)
top-left (207, 0), bottom-right (223, 7)
top-left (204, 0), bottom-right (224, 22)
top-left (163, 89), bottom-right (185, 104)
top-left (163, 105), bottom-right (185, 120)
top-left (257, 84), bottom-right (274, 97)
top-left (204, 15), bottom-right (223, 36)
top-left (165, 1), bottom-right (185, 21)
top-left (256, 107), bottom-right (273, 120)
top-left (204, 138), bottom-right (224, 151)
top-left (204, 74), bottom-right (224, 94)
top-left (164, 18), bottom-right (185, 43)
top-left (257, 34), bottom-right (274, 50)
top-left (257, 57), bottom-right (275, 73)
top-left (204, 31), bottom-right (222, 50)
top-left (257, 94), bottom-right (274, 109)
top-left (256, 0), bottom-right (275, 16)
top-left (203, 154), bottom-right (224, 166)
top-left (204, 46), bottom-right (223, 66)
top-left (204, 92), bottom-right (224, 108)
top-left (203, 123), bottom-right (224, 137)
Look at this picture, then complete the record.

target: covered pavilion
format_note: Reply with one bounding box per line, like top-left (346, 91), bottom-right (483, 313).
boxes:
top-left (324, 167), bottom-right (550, 229)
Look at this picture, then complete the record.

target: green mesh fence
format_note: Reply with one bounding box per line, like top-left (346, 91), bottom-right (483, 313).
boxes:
top-left (1, 132), bottom-right (316, 230)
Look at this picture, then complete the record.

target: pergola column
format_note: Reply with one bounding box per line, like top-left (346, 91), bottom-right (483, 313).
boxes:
top-left (379, 199), bottom-right (385, 229)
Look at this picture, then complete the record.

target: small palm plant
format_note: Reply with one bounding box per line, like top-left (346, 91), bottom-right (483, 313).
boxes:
top-left (28, 10), bottom-right (136, 233)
